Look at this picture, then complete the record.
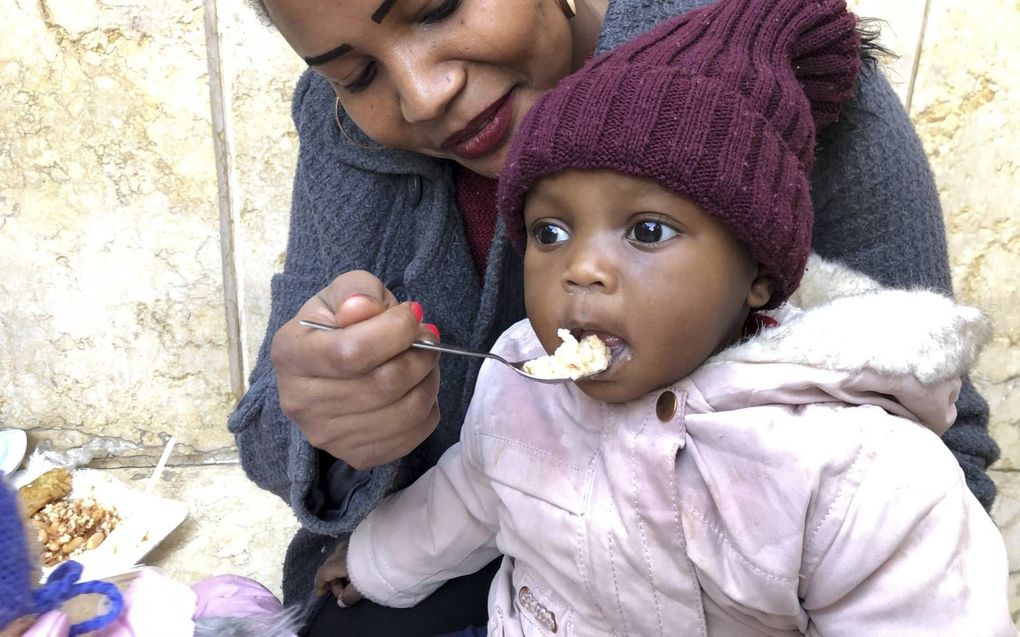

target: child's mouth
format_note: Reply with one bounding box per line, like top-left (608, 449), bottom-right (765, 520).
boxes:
top-left (572, 329), bottom-right (629, 375)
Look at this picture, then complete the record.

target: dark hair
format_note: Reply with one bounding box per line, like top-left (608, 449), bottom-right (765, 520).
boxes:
top-left (248, 0), bottom-right (273, 26)
top-left (857, 18), bottom-right (896, 73)
top-left (816, 17), bottom-right (896, 148)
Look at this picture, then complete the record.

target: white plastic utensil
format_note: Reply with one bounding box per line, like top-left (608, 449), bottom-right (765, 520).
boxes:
top-left (0, 428), bottom-right (28, 475)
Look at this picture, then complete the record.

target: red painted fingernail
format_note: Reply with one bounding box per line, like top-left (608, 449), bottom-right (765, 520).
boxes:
top-left (409, 301), bottom-right (424, 322)
top-left (424, 323), bottom-right (440, 340)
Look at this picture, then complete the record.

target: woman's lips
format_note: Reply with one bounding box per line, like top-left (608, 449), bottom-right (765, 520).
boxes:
top-left (441, 90), bottom-right (515, 161)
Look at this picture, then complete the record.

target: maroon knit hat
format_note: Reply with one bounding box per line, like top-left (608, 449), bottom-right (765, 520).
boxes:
top-left (497, 0), bottom-right (861, 306)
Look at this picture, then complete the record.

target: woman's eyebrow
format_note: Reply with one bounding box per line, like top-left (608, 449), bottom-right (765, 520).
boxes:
top-left (303, 0), bottom-right (400, 66)
top-left (304, 44), bottom-right (353, 67)
top-left (371, 0), bottom-right (400, 23)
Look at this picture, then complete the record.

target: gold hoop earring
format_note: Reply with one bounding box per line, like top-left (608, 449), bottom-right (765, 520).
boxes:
top-left (335, 97), bottom-right (382, 151)
top-left (558, 0), bottom-right (577, 18)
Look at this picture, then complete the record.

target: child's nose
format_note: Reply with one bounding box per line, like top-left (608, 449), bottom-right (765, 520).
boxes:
top-left (562, 246), bottom-right (616, 292)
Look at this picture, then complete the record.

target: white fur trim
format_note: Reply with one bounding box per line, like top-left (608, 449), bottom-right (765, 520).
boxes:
top-left (193, 605), bottom-right (303, 637)
top-left (711, 255), bottom-right (993, 384)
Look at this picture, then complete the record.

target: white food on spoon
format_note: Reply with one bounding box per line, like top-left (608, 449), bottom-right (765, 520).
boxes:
top-left (523, 329), bottom-right (611, 380)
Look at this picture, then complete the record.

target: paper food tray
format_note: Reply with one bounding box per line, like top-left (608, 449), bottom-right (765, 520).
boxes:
top-left (39, 468), bottom-right (188, 583)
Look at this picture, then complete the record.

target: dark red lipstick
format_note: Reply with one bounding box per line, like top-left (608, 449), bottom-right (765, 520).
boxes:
top-left (442, 90), bottom-right (515, 161)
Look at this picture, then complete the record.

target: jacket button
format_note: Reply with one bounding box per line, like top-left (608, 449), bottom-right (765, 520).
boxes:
top-left (656, 391), bottom-right (678, 421)
top-left (385, 276), bottom-right (410, 303)
top-left (517, 586), bottom-right (557, 633)
top-left (408, 175), bottom-right (422, 207)
top-left (391, 285), bottom-right (410, 303)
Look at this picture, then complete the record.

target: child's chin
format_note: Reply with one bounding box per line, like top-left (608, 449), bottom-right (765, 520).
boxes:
top-left (576, 379), bottom-right (645, 405)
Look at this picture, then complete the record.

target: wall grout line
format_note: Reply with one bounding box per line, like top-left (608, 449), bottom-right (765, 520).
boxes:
top-left (905, 0), bottom-right (932, 114)
top-left (203, 0), bottom-right (249, 400)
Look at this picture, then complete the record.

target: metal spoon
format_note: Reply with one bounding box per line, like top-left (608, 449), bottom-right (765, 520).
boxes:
top-left (298, 319), bottom-right (577, 384)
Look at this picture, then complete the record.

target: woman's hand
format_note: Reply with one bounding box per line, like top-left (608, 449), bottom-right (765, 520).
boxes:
top-left (270, 270), bottom-right (441, 469)
top-left (313, 539), bottom-right (364, 608)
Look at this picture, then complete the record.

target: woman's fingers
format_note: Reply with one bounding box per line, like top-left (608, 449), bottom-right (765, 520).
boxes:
top-left (337, 582), bottom-right (364, 608)
top-left (313, 539), bottom-right (365, 607)
top-left (313, 541), bottom-right (350, 597)
top-left (311, 270), bottom-right (396, 319)
top-left (271, 317), bottom-right (441, 468)
top-left (274, 301), bottom-right (425, 380)
top-left (335, 292), bottom-right (390, 328)
top-left (277, 340), bottom-right (437, 415)
top-left (300, 369), bottom-right (441, 469)
top-left (270, 269), bottom-right (444, 469)
top-left (275, 341), bottom-right (440, 468)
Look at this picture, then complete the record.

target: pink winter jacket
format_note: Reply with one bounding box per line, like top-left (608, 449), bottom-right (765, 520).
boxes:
top-left (347, 257), bottom-right (1013, 636)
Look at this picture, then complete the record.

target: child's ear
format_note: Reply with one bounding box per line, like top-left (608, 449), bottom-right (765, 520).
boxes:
top-left (746, 272), bottom-right (774, 309)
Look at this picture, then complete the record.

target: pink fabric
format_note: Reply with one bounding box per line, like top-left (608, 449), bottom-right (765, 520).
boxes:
top-left (22, 611), bottom-right (69, 637)
top-left (191, 574), bottom-right (287, 622)
top-left (21, 570), bottom-right (290, 637)
top-left (93, 569), bottom-right (196, 637)
top-left (348, 318), bottom-right (1012, 636)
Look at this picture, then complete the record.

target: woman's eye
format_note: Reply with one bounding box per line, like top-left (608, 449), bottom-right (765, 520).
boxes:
top-left (627, 220), bottom-right (679, 244)
top-left (532, 223), bottom-right (569, 246)
top-left (344, 63), bottom-right (377, 93)
top-left (423, 0), bottom-right (460, 24)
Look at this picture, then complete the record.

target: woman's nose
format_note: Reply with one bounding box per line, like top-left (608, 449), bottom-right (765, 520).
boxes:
top-left (392, 52), bottom-right (464, 124)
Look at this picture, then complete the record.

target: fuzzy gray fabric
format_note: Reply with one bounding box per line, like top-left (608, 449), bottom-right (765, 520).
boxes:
top-left (193, 605), bottom-right (303, 637)
top-left (229, 0), bottom-right (999, 619)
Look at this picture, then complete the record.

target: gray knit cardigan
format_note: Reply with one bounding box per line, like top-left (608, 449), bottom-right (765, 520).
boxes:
top-left (229, 0), bottom-right (999, 612)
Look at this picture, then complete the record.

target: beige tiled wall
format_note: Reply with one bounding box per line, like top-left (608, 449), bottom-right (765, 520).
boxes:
top-left (908, 0), bottom-right (1020, 621)
top-left (1, 0), bottom-right (1017, 617)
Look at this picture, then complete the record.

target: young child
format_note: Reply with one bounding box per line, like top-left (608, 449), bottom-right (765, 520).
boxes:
top-left (0, 478), bottom-right (300, 637)
top-left (313, 0), bottom-right (1013, 633)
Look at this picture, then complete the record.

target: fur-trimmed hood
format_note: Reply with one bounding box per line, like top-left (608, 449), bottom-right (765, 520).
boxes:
top-left (693, 255), bottom-right (992, 433)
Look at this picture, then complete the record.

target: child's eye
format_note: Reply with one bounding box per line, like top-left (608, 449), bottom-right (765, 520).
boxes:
top-left (627, 220), bottom-right (679, 244)
top-left (532, 222), bottom-right (570, 246)
top-left (422, 0), bottom-right (460, 24)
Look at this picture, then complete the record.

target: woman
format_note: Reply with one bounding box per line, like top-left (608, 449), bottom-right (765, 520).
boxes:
top-left (231, 0), bottom-right (999, 634)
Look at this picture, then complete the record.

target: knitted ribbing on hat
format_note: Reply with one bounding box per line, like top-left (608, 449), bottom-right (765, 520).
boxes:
top-left (498, 0), bottom-right (861, 306)
top-left (0, 479), bottom-right (37, 629)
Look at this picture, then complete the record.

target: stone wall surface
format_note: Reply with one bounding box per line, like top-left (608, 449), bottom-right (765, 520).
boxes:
top-left (1, 0), bottom-right (1017, 617)
top-left (1, 1), bottom-right (236, 465)
top-left (908, 0), bottom-right (1020, 622)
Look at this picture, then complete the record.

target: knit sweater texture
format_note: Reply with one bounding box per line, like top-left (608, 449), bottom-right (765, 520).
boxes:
top-left (228, 0), bottom-right (1000, 615)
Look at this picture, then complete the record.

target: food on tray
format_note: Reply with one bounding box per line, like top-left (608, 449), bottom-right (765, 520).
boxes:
top-left (523, 329), bottom-right (610, 380)
top-left (18, 467), bottom-right (73, 517)
top-left (30, 496), bottom-right (120, 567)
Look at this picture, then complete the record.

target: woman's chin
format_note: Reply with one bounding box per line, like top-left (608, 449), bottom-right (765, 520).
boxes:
top-left (462, 151), bottom-right (506, 178)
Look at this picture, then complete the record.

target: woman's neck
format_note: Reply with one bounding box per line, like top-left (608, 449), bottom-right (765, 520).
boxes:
top-left (572, 0), bottom-right (610, 71)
